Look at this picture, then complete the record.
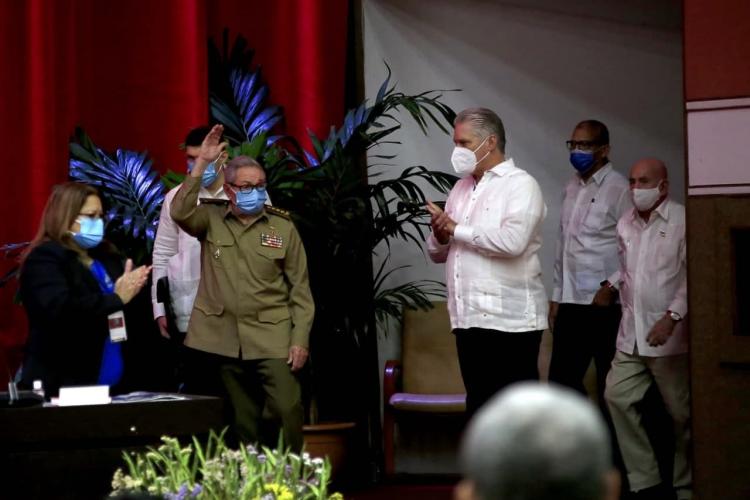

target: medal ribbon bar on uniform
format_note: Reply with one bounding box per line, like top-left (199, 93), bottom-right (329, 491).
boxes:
top-left (261, 233), bottom-right (284, 248)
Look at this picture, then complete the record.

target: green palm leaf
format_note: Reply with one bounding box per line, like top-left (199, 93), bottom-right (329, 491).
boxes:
top-left (372, 259), bottom-right (446, 330)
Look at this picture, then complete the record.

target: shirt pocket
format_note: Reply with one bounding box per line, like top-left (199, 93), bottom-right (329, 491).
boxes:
top-left (468, 278), bottom-right (502, 315)
top-left (254, 245), bottom-right (285, 279)
top-left (582, 202), bottom-right (610, 232)
top-left (206, 233), bottom-right (234, 269)
top-left (258, 306), bottom-right (291, 325)
top-left (655, 225), bottom-right (683, 270)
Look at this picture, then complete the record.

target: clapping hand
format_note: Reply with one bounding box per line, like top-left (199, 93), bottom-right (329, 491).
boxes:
top-left (114, 258), bottom-right (152, 304)
top-left (426, 201), bottom-right (455, 244)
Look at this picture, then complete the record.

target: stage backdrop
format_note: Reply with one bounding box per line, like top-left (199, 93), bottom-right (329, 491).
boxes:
top-left (0, 0), bottom-right (348, 383)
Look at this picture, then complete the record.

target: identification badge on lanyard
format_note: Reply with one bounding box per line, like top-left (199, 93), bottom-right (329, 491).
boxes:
top-left (108, 310), bottom-right (128, 342)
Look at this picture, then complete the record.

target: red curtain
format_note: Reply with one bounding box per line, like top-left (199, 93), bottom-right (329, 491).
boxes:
top-left (0, 0), bottom-right (349, 383)
top-left (684, 0), bottom-right (750, 100)
top-left (207, 1), bottom-right (350, 149)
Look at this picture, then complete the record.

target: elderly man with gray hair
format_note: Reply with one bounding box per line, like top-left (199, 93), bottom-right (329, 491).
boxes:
top-left (427, 108), bottom-right (548, 417)
top-left (171, 125), bottom-right (315, 452)
top-left (456, 382), bottom-right (620, 500)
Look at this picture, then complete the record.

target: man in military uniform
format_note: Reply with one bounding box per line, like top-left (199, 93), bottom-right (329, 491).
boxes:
top-left (171, 124), bottom-right (314, 451)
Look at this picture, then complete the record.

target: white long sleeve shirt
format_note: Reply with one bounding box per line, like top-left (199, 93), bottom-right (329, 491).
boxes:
top-left (552, 164), bottom-right (632, 304)
top-left (610, 198), bottom-right (688, 357)
top-left (427, 158), bottom-right (549, 332)
top-left (151, 184), bottom-right (228, 332)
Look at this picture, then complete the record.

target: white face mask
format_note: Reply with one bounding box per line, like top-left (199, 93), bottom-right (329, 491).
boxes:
top-left (451, 135), bottom-right (490, 175)
top-left (632, 181), bottom-right (664, 211)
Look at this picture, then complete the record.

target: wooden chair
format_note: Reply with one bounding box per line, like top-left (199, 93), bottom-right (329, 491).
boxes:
top-left (383, 301), bottom-right (466, 476)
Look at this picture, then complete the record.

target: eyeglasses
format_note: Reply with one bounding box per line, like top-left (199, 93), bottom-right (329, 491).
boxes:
top-left (565, 140), bottom-right (604, 152)
top-left (227, 183), bottom-right (266, 195)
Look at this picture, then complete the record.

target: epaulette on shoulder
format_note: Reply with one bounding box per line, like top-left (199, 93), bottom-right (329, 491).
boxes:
top-left (265, 205), bottom-right (291, 219)
top-left (199, 198), bottom-right (230, 206)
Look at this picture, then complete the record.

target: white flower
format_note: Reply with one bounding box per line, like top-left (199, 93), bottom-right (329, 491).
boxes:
top-left (111, 469), bottom-right (128, 490)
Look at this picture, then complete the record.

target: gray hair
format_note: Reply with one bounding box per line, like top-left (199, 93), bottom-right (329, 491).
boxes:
top-left (455, 108), bottom-right (506, 153)
top-left (460, 383), bottom-right (611, 500)
top-left (224, 155), bottom-right (264, 184)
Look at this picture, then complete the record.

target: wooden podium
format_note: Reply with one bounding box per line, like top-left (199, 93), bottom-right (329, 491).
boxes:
top-left (0, 394), bottom-right (224, 500)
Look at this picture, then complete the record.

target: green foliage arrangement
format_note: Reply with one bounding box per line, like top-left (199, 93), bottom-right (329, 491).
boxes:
top-left (110, 431), bottom-right (342, 500)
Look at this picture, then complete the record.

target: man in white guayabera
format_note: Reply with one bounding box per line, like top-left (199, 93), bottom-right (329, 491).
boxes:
top-left (596, 158), bottom-right (691, 500)
top-left (548, 120), bottom-right (632, 405)
top-left (427, 107), bottom-right (548, 418)
top-left (151, 126), bottom-right (228, 342)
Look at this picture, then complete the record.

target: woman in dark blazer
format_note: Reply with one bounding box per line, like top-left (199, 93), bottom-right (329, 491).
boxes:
top-left (19, 182), bottom-right (150, 397)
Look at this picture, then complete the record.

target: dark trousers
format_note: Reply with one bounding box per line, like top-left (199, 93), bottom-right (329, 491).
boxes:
top-left (181, 347), bottom-right (303, 452)
top-left (548, 303), bottom-right (621, 400)
top-left (454, 328), bottom-right (543, 418)
top-left (548, 303), bottom-right (625, 471)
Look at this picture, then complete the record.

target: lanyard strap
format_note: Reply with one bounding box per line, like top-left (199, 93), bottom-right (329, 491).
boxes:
top-left (89, 260), bottom-right (115, 294)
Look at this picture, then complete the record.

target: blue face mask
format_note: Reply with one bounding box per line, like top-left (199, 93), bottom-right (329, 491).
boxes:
top-left (70, 216), bottom-right (104, 249)
top-left (235, 187), bottom-right (268, 215)
top-left (186, 159), bottom-right (196, 173)
top-left (201, 161), bottom-right (221, 187)
top-left (569, 150), bottom-right (596, 173)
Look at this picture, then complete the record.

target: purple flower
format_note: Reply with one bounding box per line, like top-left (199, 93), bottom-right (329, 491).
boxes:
top-left (191, 484), bottom-right (203, 497)
top-left (165, 484), bottom-right (189, 500)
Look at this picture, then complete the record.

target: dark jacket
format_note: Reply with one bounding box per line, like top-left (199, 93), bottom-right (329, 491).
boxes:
top-left (19, 240), bottom-right (128, 397)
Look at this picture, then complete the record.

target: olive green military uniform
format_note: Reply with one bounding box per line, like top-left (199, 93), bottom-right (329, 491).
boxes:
top-left (171, 175), bottom-right (314, 451)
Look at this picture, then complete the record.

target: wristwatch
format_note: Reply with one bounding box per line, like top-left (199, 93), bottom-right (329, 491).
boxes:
top-left (668, 310), bottom-right (682, 322)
